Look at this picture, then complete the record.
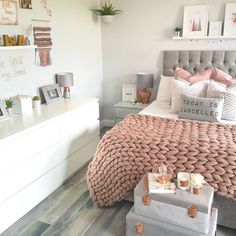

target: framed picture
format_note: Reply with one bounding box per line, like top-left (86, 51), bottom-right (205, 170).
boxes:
top-left (0, 99), bottom-right (9, 123)
top-left (0, 0), bottom-right (18, 25)
top-left (224, 3), bottom-right (236, 36)
top-left (208, 21), bottom-right (222, 36)
top-left (183, 5), bottom-right (209, 38)
top-left (19, 0), bottom-right (32, 9)
top-left (42, 84), bottom-right (62, 104)
top-left (122, 84), bottom-right (137, 102)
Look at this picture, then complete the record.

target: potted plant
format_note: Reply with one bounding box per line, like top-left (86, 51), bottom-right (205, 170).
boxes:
top-left (5, 98), bottom-right (14, 117)
top-left (174, 27), bottom-right (182, 37)
top-left (32, 96), bottom-right (41, 110)
top-left (91, 2), bottom-right (123, 24)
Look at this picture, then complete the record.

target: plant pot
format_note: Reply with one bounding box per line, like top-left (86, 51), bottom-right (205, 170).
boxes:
top-left (6, 108), bottom-right (13, 118)
top-left (33, 100), bottom-right (41, 110)
top-left (101, 15), bottom-right (114, 24)
top-left (175, 31), bottom-right (181, 37)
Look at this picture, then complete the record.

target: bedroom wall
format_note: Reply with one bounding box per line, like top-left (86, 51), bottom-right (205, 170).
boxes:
top-left (101, 0), bottom-right (236, 122)
top-left (0, 0), bottom-right (103, 112)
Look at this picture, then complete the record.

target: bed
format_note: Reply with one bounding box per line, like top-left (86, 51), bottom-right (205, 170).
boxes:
top-left (87, 51), bottom-right (236, 228)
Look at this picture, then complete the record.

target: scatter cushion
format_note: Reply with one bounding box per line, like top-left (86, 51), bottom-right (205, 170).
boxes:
top-left (174, 67), bottom-right (212, 84)
top-left (207, 80), bottom-right (236, 120)
top-left (174, 67), bottom-right (192, 79)
top-left (179, 94), bottom-right (224, 122)
top-left (156, 75), bottom-right (173, 103)
top-left (171, 79), bottom-right (209, 113)
top-left (212, 68), bottom-right (236, 86)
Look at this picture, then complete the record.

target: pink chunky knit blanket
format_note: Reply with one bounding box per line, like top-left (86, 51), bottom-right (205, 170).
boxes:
top-left (87, 114), bottom-right (236, 207)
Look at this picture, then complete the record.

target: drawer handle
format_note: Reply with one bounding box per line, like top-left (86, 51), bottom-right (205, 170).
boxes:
top-left (188, 204), bottom-right (197, 218)
top-left (136, 223), bottom-right (144, 234)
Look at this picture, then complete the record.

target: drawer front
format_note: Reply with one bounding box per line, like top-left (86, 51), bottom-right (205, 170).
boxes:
top-left (0, 144), bottom-right (61, 204)
top-left (60, 119), bottom-right (99, 158)
top-left (0, 121), bottom-right (60, 176)
top-left (59, 101), bottom-right (99, 138)
top-left (115, 107), bottom-right (141, 118)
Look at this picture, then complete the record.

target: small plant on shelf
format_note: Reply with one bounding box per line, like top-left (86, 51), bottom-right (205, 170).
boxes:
top-left (91, 2), bottom-right (123, 24)
top-left (5, 98), bottom-right (14, 117)
top-left (5, 98), bottom-right (14, 108)
top-left (174, 27), bottom-right (182, 37)
top-left (33, 96), bottom-right (40, 101)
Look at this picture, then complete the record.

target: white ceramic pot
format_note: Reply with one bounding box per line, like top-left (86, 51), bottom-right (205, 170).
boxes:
top-left (7, 108), bottom-right (13, 118)
top-left (33, 100), bottom-right (41, 110)
top-left (175, 31), bottom-right (181, 37)
top-left (101, 15), bottom-right (114, 24)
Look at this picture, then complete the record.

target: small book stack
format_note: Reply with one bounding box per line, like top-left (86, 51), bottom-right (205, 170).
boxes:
top-left (148, 173), bottom-right (176, 194)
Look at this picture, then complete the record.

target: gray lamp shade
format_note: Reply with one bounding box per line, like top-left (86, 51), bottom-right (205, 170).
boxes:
top-left (56, 72), bottom-right (74, 87)
top-left (137, 73), bottom-right (154, 90)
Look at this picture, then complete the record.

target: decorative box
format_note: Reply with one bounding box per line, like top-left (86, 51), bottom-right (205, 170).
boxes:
top-left (126, 207), bottom-right (218, 236)
top-left (12, 95), bottom-right (33, 114)
top-left (134, 176), bottom-right (214, 234)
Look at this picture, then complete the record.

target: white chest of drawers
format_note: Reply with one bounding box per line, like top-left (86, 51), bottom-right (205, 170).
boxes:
top-left (0, 98), bottom-right (99, 233)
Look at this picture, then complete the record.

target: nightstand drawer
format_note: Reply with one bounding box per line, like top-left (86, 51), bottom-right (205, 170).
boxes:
top-left (115, 107), bottom-right (141, 118)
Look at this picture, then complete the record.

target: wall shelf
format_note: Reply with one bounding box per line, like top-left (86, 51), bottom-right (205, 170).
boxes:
top-left (0, 45), bottom-right (36, 51)
top-left (172, 36), bottom-right (236, 41)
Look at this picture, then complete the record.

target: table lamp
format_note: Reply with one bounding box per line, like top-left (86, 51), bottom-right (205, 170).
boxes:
top-left (56, 72), bottom-right (74, 98)
top-left (137, 73), bottom-right (154, 104)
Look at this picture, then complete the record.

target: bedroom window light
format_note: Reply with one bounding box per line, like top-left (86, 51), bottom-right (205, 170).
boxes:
top-left (137, 73), bottom-right (154, 104)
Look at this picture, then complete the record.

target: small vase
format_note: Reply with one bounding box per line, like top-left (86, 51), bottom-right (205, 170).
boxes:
top-left (175, 31), bottom-right (181, 37)
top-left (33, 100), bottom-right (41, 110)
top-left (7, 108), bottom-right (14, 118)
top-left (101, 15), bottom-right (114, 24)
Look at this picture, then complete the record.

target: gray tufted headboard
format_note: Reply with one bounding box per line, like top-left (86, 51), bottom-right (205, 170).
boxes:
top-left (163, 51), bottom-right (236, 78)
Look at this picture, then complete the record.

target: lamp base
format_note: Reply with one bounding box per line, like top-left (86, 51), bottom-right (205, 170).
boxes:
top-left (63, 87), bottom-right (71, 98)
top-left (138, 88), bottom-right (151, 104)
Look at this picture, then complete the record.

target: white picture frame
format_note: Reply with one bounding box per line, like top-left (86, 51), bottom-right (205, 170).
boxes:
top-left (208, 21), bottom-right (222, 36)
top-left (0, 99), bottom-right (9, 123)
top-left (183, 5), bottom-right (209, 38)
top-left (0, 0), bottom-right (18, 25)
top-left (42, 84), bottom-right (62, 104)
top-left (122, 84), bottom-right (137, 102)
top-left (224, 3), bottom-right (236, 36)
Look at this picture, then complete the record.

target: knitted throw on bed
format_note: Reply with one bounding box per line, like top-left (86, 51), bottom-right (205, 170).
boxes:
top-left (87, 114), bottom-right (236, 206)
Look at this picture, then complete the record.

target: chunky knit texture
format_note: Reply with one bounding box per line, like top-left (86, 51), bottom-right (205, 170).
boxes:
top-left (87, 114), bottom-right (236, 207)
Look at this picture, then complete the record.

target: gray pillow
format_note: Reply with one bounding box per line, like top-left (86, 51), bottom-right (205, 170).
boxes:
top-left (179, 94), bottom-right (224, 122)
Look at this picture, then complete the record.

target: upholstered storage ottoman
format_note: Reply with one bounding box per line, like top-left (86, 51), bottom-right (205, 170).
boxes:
top-left (134, 176), bottom-right (215, 234)
top-left (126, 207), bottom-right (218, 236)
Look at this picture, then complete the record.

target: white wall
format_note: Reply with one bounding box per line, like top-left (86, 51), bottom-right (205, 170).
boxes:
top-left (0, 0), bottom-right (103, 113)
top-left (101, 0), bottom-right (236, 121)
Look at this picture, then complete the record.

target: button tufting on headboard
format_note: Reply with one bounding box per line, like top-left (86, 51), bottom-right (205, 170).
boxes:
top-left (163, 51), bottom-right (236, 78)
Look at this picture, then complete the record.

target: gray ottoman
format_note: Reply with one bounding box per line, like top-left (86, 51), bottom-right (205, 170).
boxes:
top-left (134, 176), bottom-right (214, 234)
top-left (126, 207), bottom-right (218, 236)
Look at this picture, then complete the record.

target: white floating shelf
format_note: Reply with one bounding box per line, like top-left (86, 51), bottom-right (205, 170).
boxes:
top-left (0, 45), bottom-right (36, 51)
top-left (172, 36), bottom-right (236, 40)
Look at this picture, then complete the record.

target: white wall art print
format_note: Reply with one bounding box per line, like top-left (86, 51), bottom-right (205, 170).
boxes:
top-left (183, 5), bottom-right (209, 38)
top-left (122, 84), bottom-right (137, 102)
top-left (224, 3), bottom-right (236, 36)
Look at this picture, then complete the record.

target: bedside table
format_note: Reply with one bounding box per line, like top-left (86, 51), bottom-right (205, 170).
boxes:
top-left (114, 102), bottom-right (148, 124)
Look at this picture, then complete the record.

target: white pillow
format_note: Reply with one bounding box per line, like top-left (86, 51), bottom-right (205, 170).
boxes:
top-left (171, 79), bottom-right (209, 113)
top-left (156, 75), bottom-right (173, 103)
top-left (207, 80), bottom-right (236, 121)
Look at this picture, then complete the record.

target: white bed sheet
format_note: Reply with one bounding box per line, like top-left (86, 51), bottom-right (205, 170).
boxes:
top-left (140, 100), bottom-right (236, 125)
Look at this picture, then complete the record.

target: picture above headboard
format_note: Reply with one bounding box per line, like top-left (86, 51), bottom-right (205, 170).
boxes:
top-left (163, 51), bottom-right (236, 77)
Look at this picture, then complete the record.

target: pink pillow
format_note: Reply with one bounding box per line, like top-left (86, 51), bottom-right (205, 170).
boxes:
top-left (174, 67), bottom-right (191, 79)
top-left (212, 68), bottom-right (236, 86)
top-left (174, 67), bottom-right (212, 84)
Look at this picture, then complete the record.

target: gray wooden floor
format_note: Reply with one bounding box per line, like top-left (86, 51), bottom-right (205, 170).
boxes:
top-left (2, 127), bottom-right (236, 236)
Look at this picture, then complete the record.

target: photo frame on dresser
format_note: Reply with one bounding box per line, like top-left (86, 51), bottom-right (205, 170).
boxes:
top-left (0, 99), bottom-right (9, 123)
top-left (183, 5), bottom-right (209, 37)
top-left (42, 84), bottom-right (62, 104)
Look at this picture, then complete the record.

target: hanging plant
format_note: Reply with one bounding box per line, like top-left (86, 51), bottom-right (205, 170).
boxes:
top-left (91, 2), bottom-right (123, 24)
